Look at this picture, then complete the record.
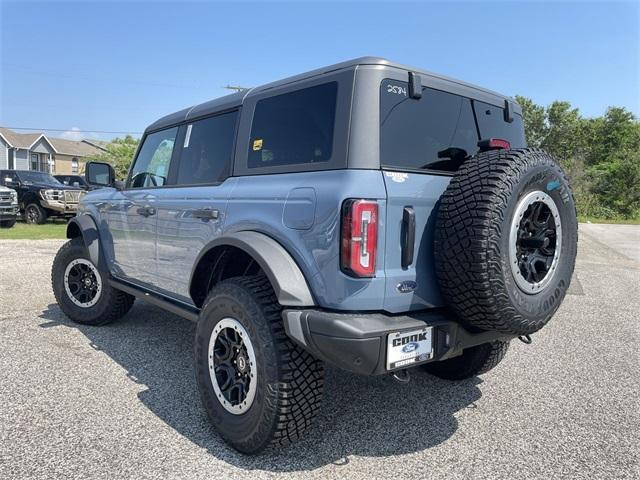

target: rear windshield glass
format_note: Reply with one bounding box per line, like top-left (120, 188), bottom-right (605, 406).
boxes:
top-left (474, 101), bottom-right (526, 148)
top-left (380, 80), bottom-right (479, 172)
top-left (380, 79), bottom-right (525, 172)
top-left (248, 82), bottom-right (337, 169)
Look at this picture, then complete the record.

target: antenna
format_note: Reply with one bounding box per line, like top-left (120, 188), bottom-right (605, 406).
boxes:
top-left (224, 84), bottom-right (250, 93)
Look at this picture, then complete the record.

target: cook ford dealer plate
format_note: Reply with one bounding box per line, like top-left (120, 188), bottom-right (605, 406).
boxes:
top-left (386, 327), bottom-right (433, 370)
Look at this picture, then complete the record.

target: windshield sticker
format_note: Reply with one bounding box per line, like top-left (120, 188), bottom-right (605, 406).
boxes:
top-left (183, 124), bottom-right (192, 148)
top-left (253, 139), bottom-right (263, 151)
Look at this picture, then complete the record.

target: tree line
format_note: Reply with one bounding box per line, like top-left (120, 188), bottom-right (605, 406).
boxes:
top-left (515, 96), bottom-right (639, 220)
top-left (92, 99), bottom-right (639, 220)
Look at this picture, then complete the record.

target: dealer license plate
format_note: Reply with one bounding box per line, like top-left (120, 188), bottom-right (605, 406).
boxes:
top-left (386, 327), bottom-right (433, 370)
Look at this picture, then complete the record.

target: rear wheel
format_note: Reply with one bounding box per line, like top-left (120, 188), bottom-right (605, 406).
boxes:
top-left (52, 237), bottom-right (134, 325)
top-left (423, 341), bottom-right (510, 380)
top-left (195, 276), bottom-right (324, 453)
top-left (24, 203), bottom-right (47, 224)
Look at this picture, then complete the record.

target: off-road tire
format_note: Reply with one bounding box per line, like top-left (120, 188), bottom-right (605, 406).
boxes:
top-left (423, 340), bottom-right (510, 380)
top-left (24, 203), bottom-right (48, 224)
top-left (52, 237), bottom-right (134, 325)
top-left (195, 276), bottom-right (324, 453)
top-left (435, 148), bottom-right (578, 335)
top-left (0, 218), bottom-right (16, 228)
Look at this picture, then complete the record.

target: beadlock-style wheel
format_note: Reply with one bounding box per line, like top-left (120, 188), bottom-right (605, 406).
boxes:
top-left (63, 258), bottom-right (103, 308)
top-left (208, 317), bottom-right (257, 415)
top-left (508, 190), bottom-right (562, 294)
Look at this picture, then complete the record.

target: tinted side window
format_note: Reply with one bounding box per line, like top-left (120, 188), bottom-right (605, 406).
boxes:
top-left (474, 101), bottom-right (526, 148)
top-left (380, 80), bottom-right (479, 172)
top-left (128, 127), bottom-right (178, 188)
top-left (248, 82), bottom-right (337, 169)
top-left (176, 111), bottom-right (238, 185)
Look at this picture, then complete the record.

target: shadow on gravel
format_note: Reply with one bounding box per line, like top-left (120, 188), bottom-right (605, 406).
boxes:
top-left (39, 302), bottom-right (482, 472)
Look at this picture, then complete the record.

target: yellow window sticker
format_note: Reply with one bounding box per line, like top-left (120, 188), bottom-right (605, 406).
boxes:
top-left (252, 139), bottom-right (263, 151)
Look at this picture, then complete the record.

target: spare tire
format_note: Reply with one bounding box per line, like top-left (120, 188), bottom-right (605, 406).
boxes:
top-left (434, 148), bottom-right (578, 336)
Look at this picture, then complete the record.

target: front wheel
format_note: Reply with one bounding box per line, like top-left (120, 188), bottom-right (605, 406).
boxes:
top-left (195, 276), bottom-right (324, 453)
top-left (24, 203), bottom-right (48, 224)
top-left (52, 237), bottom-right (134, 325)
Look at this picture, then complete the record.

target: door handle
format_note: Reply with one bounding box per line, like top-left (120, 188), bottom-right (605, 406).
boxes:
top-left (136, 206), bottom-right (156, 217)
top-left (192, 208), bottom-right (219, 220)
top-left (401, 206), bottom-right (415, 269)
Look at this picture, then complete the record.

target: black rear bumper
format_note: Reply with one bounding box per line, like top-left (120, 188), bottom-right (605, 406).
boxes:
top-left (282, 308), bottom-right (515, 376)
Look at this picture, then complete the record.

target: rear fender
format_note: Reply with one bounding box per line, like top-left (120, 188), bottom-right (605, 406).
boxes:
top-left (190, 231), bottom-right (315, 307)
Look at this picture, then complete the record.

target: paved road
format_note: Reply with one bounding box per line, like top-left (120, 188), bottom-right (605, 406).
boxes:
top-left (1, 225), bottom-right (638, 479)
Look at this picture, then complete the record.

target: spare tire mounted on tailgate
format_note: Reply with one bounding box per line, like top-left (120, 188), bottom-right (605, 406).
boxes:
top-left (435, 147), bottom-right (578, 336)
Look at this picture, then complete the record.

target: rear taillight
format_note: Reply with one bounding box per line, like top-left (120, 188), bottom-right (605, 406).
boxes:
top-left (341, 199), bottom-right (378, 278)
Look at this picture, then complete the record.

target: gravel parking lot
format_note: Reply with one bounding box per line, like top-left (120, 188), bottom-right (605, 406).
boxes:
top-left (1, 224), bottom-right (638, 479)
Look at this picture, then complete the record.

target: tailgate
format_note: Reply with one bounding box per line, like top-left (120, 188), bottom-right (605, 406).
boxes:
top-left (382, 171), bottom-right (451, 313)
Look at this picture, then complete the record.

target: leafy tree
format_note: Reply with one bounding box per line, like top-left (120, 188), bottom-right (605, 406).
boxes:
top-left (89, 136), bottom-right (139, 180)
top-left (515, 95), bottom-right (546, 147)
top-left (515, 97), bottom-right (639, 220)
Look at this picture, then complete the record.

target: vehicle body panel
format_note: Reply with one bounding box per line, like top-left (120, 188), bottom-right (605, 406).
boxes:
top-left (74, 57), bottom-right (524, 314)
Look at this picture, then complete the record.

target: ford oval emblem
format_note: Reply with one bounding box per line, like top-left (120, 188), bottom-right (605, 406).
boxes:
top-left (402, 342), bottom-right (419, 353)
top-left (396, 280), bottom-right (417, 293)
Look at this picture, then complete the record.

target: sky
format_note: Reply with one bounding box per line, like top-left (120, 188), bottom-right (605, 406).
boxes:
top-left (0, 0), bottom-right (638, 141)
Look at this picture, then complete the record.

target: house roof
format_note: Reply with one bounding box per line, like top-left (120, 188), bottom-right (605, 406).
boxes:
top-left (81, 139), bottom-right (110, 151)
top-left (0, 127), bottom-right (41, 149)
top-left (48, 137), bottom-right (103, 157)
top-left (0, 127), bottom-right (105, 157)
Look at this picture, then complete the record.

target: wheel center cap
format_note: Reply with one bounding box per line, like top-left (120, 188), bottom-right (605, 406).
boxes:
top-left (236, 355), bottom-right (247, 372)
top-left (84, 278), bottom-right (92, 286)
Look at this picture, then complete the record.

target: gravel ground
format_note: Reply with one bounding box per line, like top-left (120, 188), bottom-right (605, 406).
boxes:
top-left (0, 224), bottom-right (638, 479)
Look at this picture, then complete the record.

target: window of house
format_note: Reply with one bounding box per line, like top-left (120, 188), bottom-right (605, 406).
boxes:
top-left (176, 111), bottom-right (238, 185)
top-left (71, 158), bottom-right (79, 174)
top-left (31, 153), bottom-right (39, 171)
top-left (380, 80), bottom-right (479, 172)
top-left (248, 82), bottom-right (338, 169)
top-left (128, 127), bottom-right (178, 188)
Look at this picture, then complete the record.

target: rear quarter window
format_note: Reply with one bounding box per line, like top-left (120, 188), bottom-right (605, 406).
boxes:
top-left (248, 82), bottom-right (338, 169)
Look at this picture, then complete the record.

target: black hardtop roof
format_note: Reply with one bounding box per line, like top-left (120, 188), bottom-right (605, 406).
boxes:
top-left (146, 57), bottom-right (518, 133)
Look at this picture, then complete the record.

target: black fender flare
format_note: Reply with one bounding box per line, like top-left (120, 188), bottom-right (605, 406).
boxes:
top-left (191, 231), bottom-right (315, 307)
top-left (66, 215), bottom-right (106, 271)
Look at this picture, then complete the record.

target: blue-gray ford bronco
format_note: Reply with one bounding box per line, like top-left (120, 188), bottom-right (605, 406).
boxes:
top-left (52, 57), bottom-right (578, 453)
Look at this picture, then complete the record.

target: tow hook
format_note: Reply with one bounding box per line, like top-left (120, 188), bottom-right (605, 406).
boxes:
top-left (391, 369), bottom-right (410, 384)
top-left (518, 334), bottom-right (533, 345)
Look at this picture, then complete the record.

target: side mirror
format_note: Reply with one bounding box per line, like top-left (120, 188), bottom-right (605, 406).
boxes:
top-left (85, 162), bottom-right (117, 188)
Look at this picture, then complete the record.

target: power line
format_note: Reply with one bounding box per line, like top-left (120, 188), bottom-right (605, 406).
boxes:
top-left (3, 126), bottom-right (143, 135)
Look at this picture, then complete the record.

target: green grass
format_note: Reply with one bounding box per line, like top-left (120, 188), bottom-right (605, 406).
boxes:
top-left (0, 220), bottom-right (68, 240)
top-left (578, 216), bottom-right (640, 225)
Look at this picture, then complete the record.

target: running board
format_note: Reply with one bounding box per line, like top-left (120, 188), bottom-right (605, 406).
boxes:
top-left (109, 279), bottom-right (199, 322)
